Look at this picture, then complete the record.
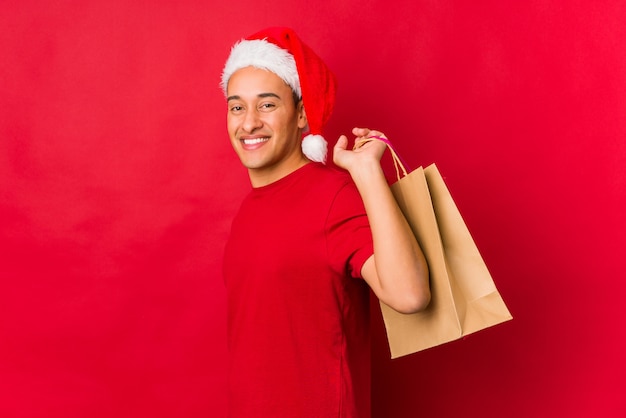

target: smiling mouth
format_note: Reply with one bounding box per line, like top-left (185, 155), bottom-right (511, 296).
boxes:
top-left (242, 137), bottom-right (269, 145)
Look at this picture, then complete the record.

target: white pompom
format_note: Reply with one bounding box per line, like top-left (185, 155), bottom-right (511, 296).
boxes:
top-left (301, 134), bottom-right (328, 164)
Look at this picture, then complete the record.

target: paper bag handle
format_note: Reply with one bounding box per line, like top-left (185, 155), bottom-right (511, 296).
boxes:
top-left (353, 135), bottom-right (410, 181)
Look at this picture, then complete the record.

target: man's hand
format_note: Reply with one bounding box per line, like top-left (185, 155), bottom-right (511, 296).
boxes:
top-left (333, 127), bottom-right (388, 173)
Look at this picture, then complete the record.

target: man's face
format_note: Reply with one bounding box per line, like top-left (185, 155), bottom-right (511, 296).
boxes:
top-left (226, 66), bottom-right (308, 186)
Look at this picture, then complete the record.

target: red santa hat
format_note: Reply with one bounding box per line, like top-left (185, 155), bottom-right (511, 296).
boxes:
top-left (221, 27), bottom-right (337, 163)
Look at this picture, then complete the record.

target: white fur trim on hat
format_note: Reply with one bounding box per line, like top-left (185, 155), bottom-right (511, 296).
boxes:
top-left (220, 39), bottom-right (301, 98)
top-left (301, 134), bottom-right (328, 163)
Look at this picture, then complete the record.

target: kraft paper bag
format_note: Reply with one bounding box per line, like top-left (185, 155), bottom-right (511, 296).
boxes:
top-left (356, 137), bottom-right (512, 358)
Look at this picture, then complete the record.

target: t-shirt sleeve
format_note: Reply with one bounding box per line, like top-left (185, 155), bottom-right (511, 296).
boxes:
top-left (325, 181), bottom-right (374, 279)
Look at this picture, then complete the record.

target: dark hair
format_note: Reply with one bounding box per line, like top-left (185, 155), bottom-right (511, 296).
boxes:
top-left (293, 92), bottom-right (302, 108)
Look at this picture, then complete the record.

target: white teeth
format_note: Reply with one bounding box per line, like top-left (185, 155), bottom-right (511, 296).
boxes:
top-left (243, 137), bottom-right (269, 145)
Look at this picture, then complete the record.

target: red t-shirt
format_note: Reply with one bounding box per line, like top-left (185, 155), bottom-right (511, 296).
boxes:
top-left (223, 162), bottom-right (374, 417)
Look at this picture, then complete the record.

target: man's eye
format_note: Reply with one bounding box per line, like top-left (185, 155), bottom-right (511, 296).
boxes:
top-left (259, 103), bottom-right (275, 110)
top-left (230, 105), bottom-right (243, 112)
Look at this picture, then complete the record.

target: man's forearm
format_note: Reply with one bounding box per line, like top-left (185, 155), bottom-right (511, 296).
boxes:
top-left (351, 160), bottom-right (430, 314)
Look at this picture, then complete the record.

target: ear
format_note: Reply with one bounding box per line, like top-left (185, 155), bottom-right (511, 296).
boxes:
top-left (297, 101), bottom-right (308, 130)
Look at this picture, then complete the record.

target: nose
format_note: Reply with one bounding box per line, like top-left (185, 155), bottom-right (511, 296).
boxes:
top-left (242, 108), bottom-right (263, 133)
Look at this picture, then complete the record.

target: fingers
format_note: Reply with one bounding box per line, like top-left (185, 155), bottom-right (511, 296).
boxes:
top-left (352, 127), bottom-right (369, 137)
top-left (352, 127), bottom-right (386, 140)
top-left (334, 134), bottom-right (348, 151)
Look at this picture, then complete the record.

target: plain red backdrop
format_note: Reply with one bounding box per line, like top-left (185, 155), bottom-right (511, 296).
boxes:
top-left (1, 1), bottom-right (625, 417)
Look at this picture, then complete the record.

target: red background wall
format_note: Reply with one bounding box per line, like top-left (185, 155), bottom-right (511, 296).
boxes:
top-left (1, 1), bottom-right (624, 417)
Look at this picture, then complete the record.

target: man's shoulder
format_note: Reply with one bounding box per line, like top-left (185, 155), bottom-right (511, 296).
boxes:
top-left (306, 162), bottom-right (352, 185)
top-left (300, 163), bottom-right (359, 205)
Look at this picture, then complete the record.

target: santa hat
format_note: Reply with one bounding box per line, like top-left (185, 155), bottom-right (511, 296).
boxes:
top-left (220, 27), bottom-right (337, 163)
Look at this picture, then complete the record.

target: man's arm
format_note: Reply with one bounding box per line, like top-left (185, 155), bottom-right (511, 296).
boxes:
top-left (334, 127), bottom-right (430, 314)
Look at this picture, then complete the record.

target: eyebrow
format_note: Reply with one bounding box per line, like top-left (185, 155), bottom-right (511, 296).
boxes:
top-left (227, 92), bottom-right (282, 102)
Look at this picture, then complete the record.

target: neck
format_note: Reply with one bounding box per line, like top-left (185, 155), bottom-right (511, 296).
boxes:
top-left (249, 154), bottom-right (310, 188)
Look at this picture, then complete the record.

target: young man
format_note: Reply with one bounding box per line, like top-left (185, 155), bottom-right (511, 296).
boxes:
top-left (221, 27), bottom-right (430, 418)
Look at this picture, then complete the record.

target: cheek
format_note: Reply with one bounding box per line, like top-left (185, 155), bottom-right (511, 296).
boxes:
top-left (226, 115), bottom-right (238, 137)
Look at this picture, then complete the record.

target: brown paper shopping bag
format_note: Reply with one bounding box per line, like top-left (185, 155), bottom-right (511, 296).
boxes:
top-left (356, 137), bottom-right (512, 358)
